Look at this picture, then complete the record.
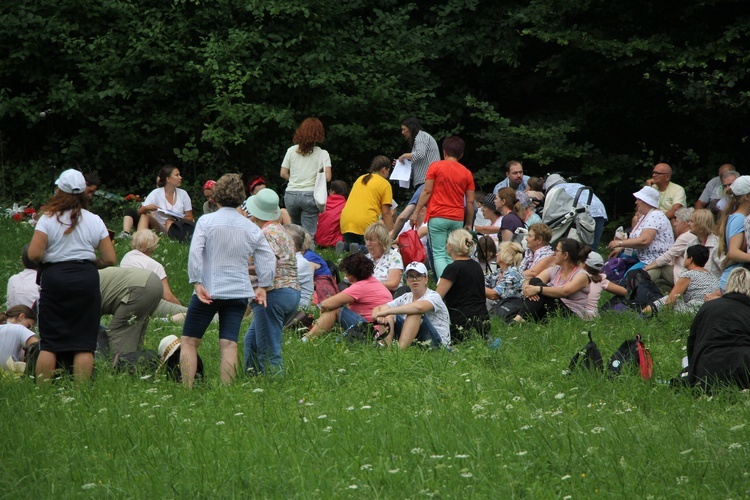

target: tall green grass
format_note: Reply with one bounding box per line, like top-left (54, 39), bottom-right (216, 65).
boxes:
top-left (1, 217), bottom-right (748, 497)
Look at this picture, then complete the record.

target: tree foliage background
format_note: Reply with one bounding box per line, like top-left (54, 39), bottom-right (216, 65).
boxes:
top-left (1, 0), bottom-right (749, 220)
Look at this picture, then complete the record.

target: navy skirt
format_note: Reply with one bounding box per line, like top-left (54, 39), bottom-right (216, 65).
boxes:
top-left (38, 261), bottom-right (101, 353)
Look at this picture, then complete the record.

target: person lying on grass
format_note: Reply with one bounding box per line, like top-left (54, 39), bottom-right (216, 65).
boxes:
top-left (303, 253), bottom-right (392, 342)
top-left (371, 262), bottom-right (451, 348)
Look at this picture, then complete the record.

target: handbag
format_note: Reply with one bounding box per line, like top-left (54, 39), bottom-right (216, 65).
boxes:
top-left (313, 161), bottom-right (328, 212)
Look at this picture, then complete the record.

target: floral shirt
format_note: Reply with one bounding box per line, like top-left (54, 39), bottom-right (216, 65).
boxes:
top-left (520, 245), bottom-right (554, 272)
top-left (632, 209), bottom-right (674, 265)
top-left (369, 248), bottom-right (404, 283)
top-left (262, 222), bottom-right (299, 291)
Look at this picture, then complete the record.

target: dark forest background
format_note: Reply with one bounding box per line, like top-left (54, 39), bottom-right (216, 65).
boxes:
top-left (2, 0), bottom-right (749, 224)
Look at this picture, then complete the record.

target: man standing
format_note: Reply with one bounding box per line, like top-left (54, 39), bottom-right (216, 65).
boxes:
top-left (695, 163), bottom-right (734, 212)
top-left (645, 163), bottom-right (686, 220)
top-left (493, 160), bottom-right (529, 194)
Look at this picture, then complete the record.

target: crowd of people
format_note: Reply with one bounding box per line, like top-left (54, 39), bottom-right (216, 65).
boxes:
top-left (4, 116), bottom-right (750, 392)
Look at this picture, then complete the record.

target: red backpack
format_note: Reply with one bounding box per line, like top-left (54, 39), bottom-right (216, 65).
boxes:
top-left (397, 229), bottom-right (426, 264)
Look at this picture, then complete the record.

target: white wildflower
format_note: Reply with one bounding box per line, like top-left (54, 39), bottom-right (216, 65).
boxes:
top-left (554, 393), bottom-right (565, 399)
top-left (216, 421), bottom-right (225, 426)
top-left (590, 427), bottom-right (606, 434)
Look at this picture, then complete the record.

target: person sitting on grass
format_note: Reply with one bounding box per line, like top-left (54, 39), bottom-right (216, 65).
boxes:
top-left (643, 244), bottom-right (720, 316)
top-left (0, 305), bottom-right (38, 372)
top-left (437, 229), bottom-right (490, 342)
top-left (516, 238), bottom-right (591, 322)
top-left (364, 221), bottom-right (404, 293)
top-left (120, 229), bottom-right (188, 322)
top-left (371, 262), bottom-right (451, 348)
top-left (301, 232), bottom-right (338, 303)
top-left (485, 241), bottom-right (525, 310)
top-left (5, 244), bottom-right (40, 309)
top-left (315, 179), bottom-right (348, 248)
top-left (303, 253), bottom-right (392, 343)
top-left (520, 223), bottom-right (556, 279)
top-left (580, 251), bottom-right (626, 318)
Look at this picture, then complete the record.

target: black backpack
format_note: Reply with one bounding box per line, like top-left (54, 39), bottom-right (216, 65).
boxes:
top-left (568, 331), bottom-right (604, 372)
top-left (162, 346), bottom-right (205, 382)
top-left (167, 219), bottom-right (195, 243)
top-left (625, 269), bottom-right (663, 308)
top-left (325, 259), bottom-right (341, 286)
top-left (113, 350), bottom-right (160, 375)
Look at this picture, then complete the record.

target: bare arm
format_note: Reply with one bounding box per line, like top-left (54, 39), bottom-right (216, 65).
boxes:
top-left (381, 205), bottom-right (394, 232)
top-left (523, 255), bottom-right (555, 279)
top-left (325, 165), bottom-right (332, 182)
top-left (665, 203), bottom-right (683, 221)
top-left (27, 231), bottom-right (47, 263)
top-left (382, 268), bottom-right (403, 292)
top-left (162, 277), bottom-right (182, 305)
top-left (183, 210), bottom-right (194, 222)
top-left (665, 275), bottom-right (691, 306)
top-left (319, 291), bottom-right (356, 312)
top-left (436, 277), bottom-right (453, 298)
top-left (604, 281), bottom-right (627, 297)
top-left (94, 236), bottom-right (117, 269)
top-left (280, 166), bottom-right (290, 180)
top-left (464, 190), bottom-right (475, 228)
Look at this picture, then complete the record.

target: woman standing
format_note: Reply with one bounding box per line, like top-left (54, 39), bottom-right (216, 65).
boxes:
top-left (517, 238), bottom-right (591, 322)
top-left (180, 174), bottom-right (276, 387)
top-left (437, 229), bottom-right (490, 342)
top-left (138, 165), bottom-right (194, 234)
top-left (243, 188), bottom-right (301, 376)
top-left (28, 169), bottom-right (117, 381)
top-left (280, 117), bottom-right (332, 238)
top-left (340, 156), bottom-right (394, 244)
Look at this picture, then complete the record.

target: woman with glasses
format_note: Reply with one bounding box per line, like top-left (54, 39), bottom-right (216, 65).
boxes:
top-left (515, 238), bottom-right (591, 322)
top-left (372, 262), bottom-right (451, 348)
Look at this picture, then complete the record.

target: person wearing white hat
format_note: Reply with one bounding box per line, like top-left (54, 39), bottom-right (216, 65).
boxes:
top-left (581, 250), bottom-right (626, 318)
top-left (27, 168), bottom-right (117, 382)
top-left (372, 261), bottom-right (451, 348)
top-left (607, 186), bottom-right (673, 268)
top-left (243, 188), bottom-right (301, 376)
top-left (180, 174), bottom-right (276, 387)
top-left (712, 175), bottom-right (750, 293)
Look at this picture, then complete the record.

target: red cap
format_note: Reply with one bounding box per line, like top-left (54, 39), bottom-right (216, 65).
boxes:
top-left (203, 180), bottom-right (216, 190)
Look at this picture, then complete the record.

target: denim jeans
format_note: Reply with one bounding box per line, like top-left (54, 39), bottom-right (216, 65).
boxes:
top-left (182, 295), bottom-right (248, 342)
top-left (284, 191), bottom-right (319, 238)
top-left (244, 287), bottom-right (300, 376)
top-left (393, 314), bottom-right (442, 348)
top-left (338, 306), bottom-right (367, 331)
top-left (427, 217), bottom-right (464, 278)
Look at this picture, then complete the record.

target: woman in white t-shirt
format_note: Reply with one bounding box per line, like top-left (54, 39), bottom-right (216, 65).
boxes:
top-left (280, 117), bottom-right (332, 238)
top-left (28, 169), bottom-right (117, 382)
top-left (138, 165), bottom-right (194, 234)
top-left (0, 305), bottom-right (38, 372)
top-left (120, 229), bottom-right (188, 321)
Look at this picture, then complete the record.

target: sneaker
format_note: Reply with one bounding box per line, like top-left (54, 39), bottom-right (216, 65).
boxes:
top-left (335, 241), bottom-right (346, 255)
top-left (116, 230), bottom-right (131, 240)
top-left (349, 243), bottom-right (360, 254)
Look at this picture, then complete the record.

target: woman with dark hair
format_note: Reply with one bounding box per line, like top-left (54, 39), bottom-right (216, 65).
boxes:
top-left (303, 253), bottom-right (392, 342)
top-left (437, 229), bottom-right (490, 342)
top-left (473, 194), bottom-right (503, 242)
top-left (643, 245), bottom-right (719, 315)
top-left (515, 237), bottom-right (591, 322)
top-left (280, 117), bottom-right (332, 237)
top-left (0, 305), bottom-right (38, 372)
top-left (138, 165), bottom-right (194, 234)
top-left (243, 188), bottom-right (301, 376)
top-left (340, 155), bottom-right (394, 244)
top-left (391, 116), bottom-right (442, 239)
top-left (180, 174), bottom-right (277, 387)
top-left (494, 187), bottom-right (526, 242)
top-left (27, 169), bottom-right (117, 381)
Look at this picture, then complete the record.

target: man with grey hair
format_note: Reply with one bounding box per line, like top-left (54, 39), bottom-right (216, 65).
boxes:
top-left (695, 163), bottom-right (734, 212)
top-left (645, 163), bottom-right (686, 220)
top-left (714, 169), bottom-right (740, 213)
top-left (643, 207), bottom-right (695, 287)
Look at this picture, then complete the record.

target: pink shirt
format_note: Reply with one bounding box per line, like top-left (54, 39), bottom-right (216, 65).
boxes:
top-left (342, 276), bottom-right (392, 321)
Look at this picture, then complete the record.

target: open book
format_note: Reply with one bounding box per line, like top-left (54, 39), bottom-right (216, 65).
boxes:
top-left (157, 208), bottom-right (185, 219)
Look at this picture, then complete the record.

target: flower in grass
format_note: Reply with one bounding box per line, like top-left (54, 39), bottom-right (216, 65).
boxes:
top-left (590, 427), bottom-right (606, 434)
top-left (140, 375), bottom-right (152, 380)
top-left (146, 388), bottom-right (157, 393)
top-left (346, 406), bottom-right (355, 411)
top-left (676, 476), bottom-right (688, 485)
top-left (338, 368), bottom-right (346, 373)
top-left (411, 448), bottom-right (424, 454)
top-left (730, 424), bottom-right (745, 431)
top-left (139, 403), bottom-right (149, 407)
top-left (81, 483), bottom-right (97, 490)
top-left (728, 443), bottom-right (742, 450)
top-left (347, 485), bottom-right (358, 490)
top-left (555, 393), bottom-right (565, 399)
top-left (680, 449), bottom-right (693, 455)
top-left (360, 405), bottom-right (371, 410)
top-left (512, 396), bottom-right (521, 402)
top-left (360, 464), bottom-right (372, 471)
top-left (459, 469), bottom-right (473, 478)
top-left (216, 421), bottom-right (225, 426)
top-left (61, 396), bottom-right (75, 404)
top-left (388, 468), bottom-right (400, 474)
top-left (234, 413), bottom-right (244, 417)
top-left (252, 388), bottom-right (264, 393)
top-left (430, 455), bottom-right (445, 459)
top-left (318, 414), bottom-right (327, 419)
top-left (455, 454), bottom-right (469, 459)
top-left (516, 451), bottom-right (528, 456)
top-left (323, 426), bottom-right (332, 432)
top-left (561, 475), bottom-right (571, 480)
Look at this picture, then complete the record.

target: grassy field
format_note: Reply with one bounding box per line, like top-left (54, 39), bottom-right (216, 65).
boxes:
top-left (1, 215), bottom-right (749, 498)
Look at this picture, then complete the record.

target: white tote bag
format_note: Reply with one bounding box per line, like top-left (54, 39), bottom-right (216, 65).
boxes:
top-left (313, 163), bottom-right (328, 212)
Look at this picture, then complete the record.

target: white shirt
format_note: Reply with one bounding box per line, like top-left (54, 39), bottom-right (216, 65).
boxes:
top-left (387, 288), bottom-right (451, 345)
top-left (120, 250), bottom-right (167, 280)
top-left (142, 187), bottom-right (193, 228)
top-left (6, 268), bottom-right (39, 308)
top-left (188, 207), bottom-right (276, 300)
top-left (282, 145), bottom-right (332, 191)
top-left (0, 323), bottom-right (36, 367)
top-left (35, 209), bottom-right (108, 263)
top-left (296, 253), bottom-right (314, 307)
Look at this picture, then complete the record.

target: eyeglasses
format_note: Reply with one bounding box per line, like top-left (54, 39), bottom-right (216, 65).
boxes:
top-left (723, 184), bottom-right (732, 188)
top-left (554, 249), bottom-right (562, 253)
top-left (652, 171), bottom-right (669, 176)
top-left (406, 274), bottom-right (424, 280)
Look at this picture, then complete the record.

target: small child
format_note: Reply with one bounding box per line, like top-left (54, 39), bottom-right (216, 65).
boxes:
top-left (581, 251), bottom-right (626, 318)
top-left (485, 242), bottom-right (525, 316)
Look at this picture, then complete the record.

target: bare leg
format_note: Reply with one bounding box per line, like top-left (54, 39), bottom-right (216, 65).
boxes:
top-left (35, 350), bottom-right (57, 382)
top-left (218, 339), bottom-right (238, 385)
top-left (305, 309), bottom-right (339, 340)
top-left (137, 213), bottom-right (152, 231)
top-left (72, 352), bottom-right (94, 382)
top-left (391, 204), bottom-right (416, 240)
top-left (180, 336), bottom-right (201, 388)
top-left (122, 215), bottom-right (134, 233)
top-left (397, 314), bottom-right (423, 349)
